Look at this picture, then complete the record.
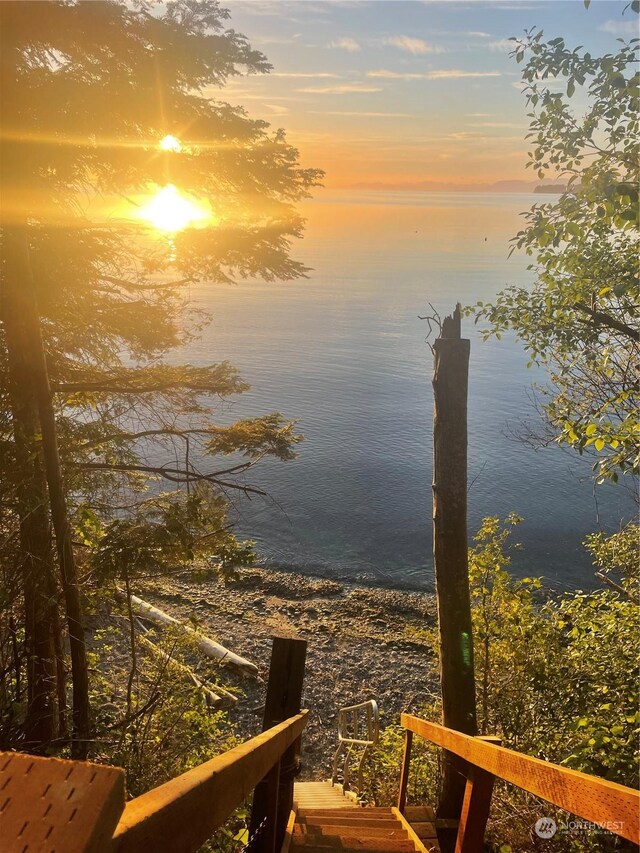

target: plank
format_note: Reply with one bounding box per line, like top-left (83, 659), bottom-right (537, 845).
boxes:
top-left (292, 836), bottom-right (415, 852)
top-left (299, 816), bottom-right (399, 828)
top-left (281, 809), bottom-right (297, 853)
top-left (404, 806), bottom-right (435, 823)
top-left (402, 714), bottom-right (640, 844)
top-left (392, 807), bottom-right (440, 853)
top-left (294, 782), bottom-right (357, 811)
top-left (290, 845), bottom-right (415, 853)
top-left (0, 751), bottom-right (125, 853)
top-left (112, 711), bottom-right (308, 853)
top-left (407, 822), bottom-right (439, 840)
top-left (294, 824), bottom-right (408, 838)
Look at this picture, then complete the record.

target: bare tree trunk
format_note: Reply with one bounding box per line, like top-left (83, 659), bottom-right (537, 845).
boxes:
top-left (432, 305), bottom-right (477, 848)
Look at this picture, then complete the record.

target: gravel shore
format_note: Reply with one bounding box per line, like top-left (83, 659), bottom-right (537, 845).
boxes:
top-left (139, 566), bottom-right (440, 779)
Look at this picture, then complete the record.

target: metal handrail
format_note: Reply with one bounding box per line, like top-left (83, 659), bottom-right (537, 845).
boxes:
top-left (331, 700), bottom-right (379, 794)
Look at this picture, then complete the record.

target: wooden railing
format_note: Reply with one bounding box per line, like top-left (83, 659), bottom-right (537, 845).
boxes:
top-left (111, 710), bottom-right (308, 853)
top-left (398, 713), bottom-right (640, 852)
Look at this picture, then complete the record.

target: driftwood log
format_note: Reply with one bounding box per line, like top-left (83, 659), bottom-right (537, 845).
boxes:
top-left (137, 633), bottom-right (237, 708)
top-left (129, 594), bottom-right (258, 676)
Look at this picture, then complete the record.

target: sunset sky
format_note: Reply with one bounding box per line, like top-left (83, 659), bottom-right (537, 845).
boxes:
top-left (215, 0), bottom-right (635, 188)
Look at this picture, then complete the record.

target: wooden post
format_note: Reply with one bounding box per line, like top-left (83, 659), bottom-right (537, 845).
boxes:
top-left (432, 305), bottom-right (478, 848)
top-left (249, 636), bottom-right (307, 852)
top-left (454, 737), bottom-right (501, 853)
top-left (397, 729), bottom-right (413, 814)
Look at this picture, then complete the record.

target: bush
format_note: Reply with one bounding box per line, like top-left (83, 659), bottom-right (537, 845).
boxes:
top-left (363, 519), bottom-right (639, 852)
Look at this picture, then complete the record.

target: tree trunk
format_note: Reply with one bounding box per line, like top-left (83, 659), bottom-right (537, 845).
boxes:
top-left (1, 231), bottom-right (59, 748)
top-left (432, 305), bottom-right (477, 846)
top-left (3, 227), bottom-right (92, 758)
top-left (1, 16), bottom-right (91, 757)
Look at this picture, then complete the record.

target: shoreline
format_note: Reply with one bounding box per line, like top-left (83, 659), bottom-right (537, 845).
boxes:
top-left (141, 565), bottom-right (441, 779)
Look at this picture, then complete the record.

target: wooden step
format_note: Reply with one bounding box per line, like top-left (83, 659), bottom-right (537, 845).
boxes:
top-left (297, 808), bottom-right (394, 818)
top-left (295, 825), bottom-right (408, 839)
top-left (294, 782), bottom-right (358, 811)
top-left (291, 790), bottom-right (441, 853)
top-left (403, 806), bottom-right (435, 823)
top-left (298, 809), bottom-right (398, 827)
top-left (289, 841), bottom-right (416, 853)
top-left (290, 838), bottom-right (416, 852)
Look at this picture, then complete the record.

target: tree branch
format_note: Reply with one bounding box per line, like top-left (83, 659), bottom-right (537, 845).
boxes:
top-left (575, 302), bottom-right (640, 343)
top-left (75, 462), bottom-right (267, 495)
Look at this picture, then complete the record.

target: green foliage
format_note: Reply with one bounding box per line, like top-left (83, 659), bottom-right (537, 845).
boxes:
top-left (474, 7), bottom-right (639, 483)
top-left (360, 719), bottom-right (440, 809)
top-left (469, 517), bottom-right (639, 850)
top-left (585, 522), bottom-right (639, 598)
top-left (93, 488), bottom-right (255, 584)
top-left (470, 517), bottom-right (639, 785)
top-left (89, 618), bottom-right (246, 852)
top-left (363, 518), bottom-right (638, 851)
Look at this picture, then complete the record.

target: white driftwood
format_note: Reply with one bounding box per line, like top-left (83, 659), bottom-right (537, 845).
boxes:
top-left (130, 594), bottom-right (258, 676)
top-left (138, 634), bottom-right (237, 708)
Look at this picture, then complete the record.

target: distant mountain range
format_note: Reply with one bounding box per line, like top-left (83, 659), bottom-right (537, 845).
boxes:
top-left (347, 179), bottom-right (565, 193)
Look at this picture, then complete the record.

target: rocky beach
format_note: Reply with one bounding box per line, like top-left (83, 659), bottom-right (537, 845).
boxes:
top-left (137, 567), bottom-right (441, 779)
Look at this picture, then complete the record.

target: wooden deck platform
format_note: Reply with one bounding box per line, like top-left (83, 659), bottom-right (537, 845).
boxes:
top-left (288, 782), bottom-right (440, 853)
top-left (0, 751), bottom-right (125, 853)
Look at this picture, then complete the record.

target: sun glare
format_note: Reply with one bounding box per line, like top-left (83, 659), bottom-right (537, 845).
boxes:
top-left (139, 184), bottom-right (210, 232)
top-left (160, 134), bottom-right (182, 153)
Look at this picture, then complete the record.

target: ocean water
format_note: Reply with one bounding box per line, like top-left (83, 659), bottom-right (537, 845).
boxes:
top-left (183, 191), bottom-right (635, 591)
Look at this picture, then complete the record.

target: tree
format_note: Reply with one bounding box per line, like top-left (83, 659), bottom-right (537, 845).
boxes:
top-left (475, 5), bottom-right (639, 485)
top-left (0, 0), bottom-right (321, 755)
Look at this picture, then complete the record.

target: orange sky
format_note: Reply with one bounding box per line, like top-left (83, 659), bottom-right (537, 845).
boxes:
top-left (217, 0), bottom-right (631, 189)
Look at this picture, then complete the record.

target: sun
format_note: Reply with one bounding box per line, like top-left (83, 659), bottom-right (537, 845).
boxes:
top-left (159, 134), bottom-right (182, 153)
top-left (138, 184), bottom-right (210, 232)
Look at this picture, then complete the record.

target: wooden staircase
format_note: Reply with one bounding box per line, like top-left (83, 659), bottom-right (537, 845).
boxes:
top-left (288, 782), bottom-right (440, 853)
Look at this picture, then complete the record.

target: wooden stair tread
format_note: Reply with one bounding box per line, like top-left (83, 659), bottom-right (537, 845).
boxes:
top-left (291, 840), bottom-right (415, 853)
top-left (290, 799), bottom-right (441, 853)
top-left (403, 806), bottom-right (435, 823)
top-left (295, 825), bottom-right (408, 838)
top-left (294, 782), bottom-right (359, 811)
top-left (299, 817), bottom-right (401, 828)
top-left (298, 809), bottom-right (394, 817)
top-left (291, 846), bottom-right (416, 852)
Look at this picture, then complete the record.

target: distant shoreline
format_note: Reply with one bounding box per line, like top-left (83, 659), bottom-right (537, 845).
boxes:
top-left (321, 182), bottom-right (565, 194)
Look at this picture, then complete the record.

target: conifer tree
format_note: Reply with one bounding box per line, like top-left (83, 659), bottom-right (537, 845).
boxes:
top-left (0, 0), bottom-right (321, 755)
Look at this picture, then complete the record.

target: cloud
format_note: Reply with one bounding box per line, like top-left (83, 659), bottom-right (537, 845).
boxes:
top-left (271, 72), bottom-right (342, 79)
top-left (251, 34), bottom-right (302, 46)
top-left (427, 69), bottom-right (501, 79)
top-left (470, 121), bottom-right (527, 128)
top-left (297, 83), bottom-right (383, 94)
top-left (466, 31), bottom-right (492, 37)
top-left (329, 37), bottom-right (361, 52)
top-left (599, 19), bottom-right (638, 34)
top-left (449, 131), bottom-right (486, 141)
top-left (384, 35), bottom-right (442, 55)
top-left (367, 69), bottom-right (430, 80)
top-left (308, 110), bottom-right (414, 117)
top-left (488, 38), bottom-right (515, 52)
top-left (263, 104), bottom-right (290, 115)
top-left (368, 69), bottom-right (502, 81)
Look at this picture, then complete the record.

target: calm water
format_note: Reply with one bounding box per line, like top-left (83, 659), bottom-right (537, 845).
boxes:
top-left (183, 191), bottom-right (634, 590)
